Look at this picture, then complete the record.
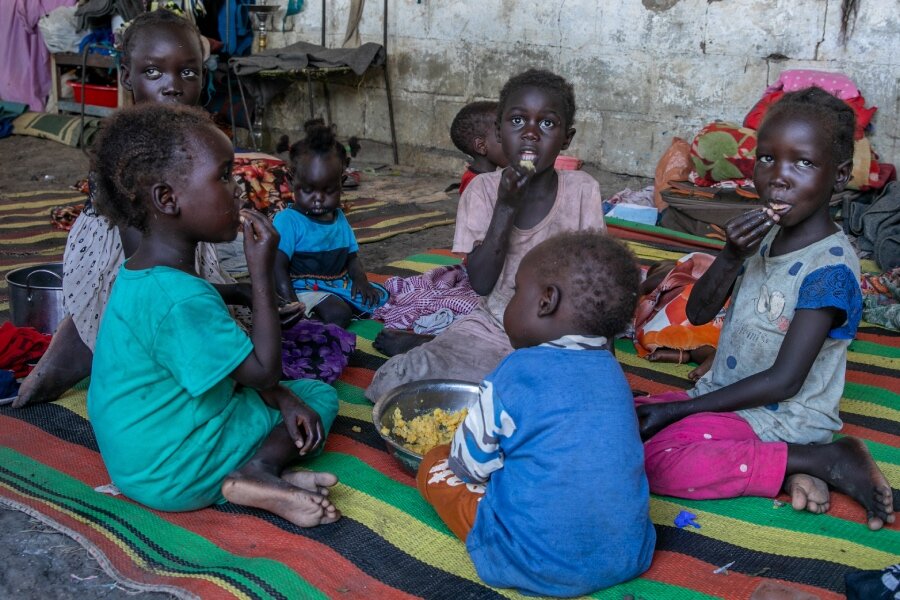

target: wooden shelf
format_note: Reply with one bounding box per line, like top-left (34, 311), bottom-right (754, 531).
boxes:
top-left (50, 52), bottom-right (129, 115)
top-left (56, 100), bottom-right (116, 118)
top-left (51, 52), bottom-right (116, 70)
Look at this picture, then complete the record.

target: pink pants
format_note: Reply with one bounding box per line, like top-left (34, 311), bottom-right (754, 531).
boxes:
top-left (637, 391), bottom-right (788, 499)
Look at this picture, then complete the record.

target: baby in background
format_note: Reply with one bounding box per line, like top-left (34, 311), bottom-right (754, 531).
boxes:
top-left (417, 231), bottom-right (655, 597)
top-left (450, 101), bottom-right (508, 195)
top-left (273, 119), bottom-right (388, 328)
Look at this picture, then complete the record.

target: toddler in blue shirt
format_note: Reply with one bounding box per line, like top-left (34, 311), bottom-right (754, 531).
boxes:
top-left (417, 231), bottom-right (655, 597)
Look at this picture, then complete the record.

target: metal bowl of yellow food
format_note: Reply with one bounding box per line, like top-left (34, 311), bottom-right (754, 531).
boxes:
top-left (372, 379), bottom-right (479, 476)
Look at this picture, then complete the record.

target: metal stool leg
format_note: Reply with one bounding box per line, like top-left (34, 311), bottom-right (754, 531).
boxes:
top-left (382, 64), bottom-right (399, 164)
top-left (235, 74), bottom-right (257, 151)
top-left (306, 72), bottom-right (315, 120)
top-left (322, 80), bottom-right (333, 126)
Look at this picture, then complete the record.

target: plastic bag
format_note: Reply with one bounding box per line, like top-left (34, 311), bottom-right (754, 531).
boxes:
top-left (653, 137), bottom-right (691, 210)
top-left (38, 6), bottom-right (82, 54)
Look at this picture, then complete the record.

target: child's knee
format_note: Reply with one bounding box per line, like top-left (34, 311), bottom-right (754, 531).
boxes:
top-left (318, 388), bottom-right (340, 426)
top-left (286, 378), bottom-right (339, 430)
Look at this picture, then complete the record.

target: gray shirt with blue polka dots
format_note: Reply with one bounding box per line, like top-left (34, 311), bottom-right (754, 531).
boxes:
top-left (689, 227), bottom-right (862, 445)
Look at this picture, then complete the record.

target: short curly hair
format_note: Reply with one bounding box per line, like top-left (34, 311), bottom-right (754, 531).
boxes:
top-left (120, 8), bottom-right (205, 67)
top-left (498, 69), bottom-right (576, 128)
top-left (760, 86), bottom-right (856, 166)
top-left (450, 101), bottom-right (498, 157)
top-left (289, 118), bottom-right (347, 167)
top-left (530, 231), bottom-right (639, 338)
top-left (91, 104), bottom-right (215, 232)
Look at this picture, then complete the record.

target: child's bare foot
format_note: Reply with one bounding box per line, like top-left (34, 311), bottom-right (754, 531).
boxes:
top-left (13, 317), bottom-right (92, 408)
top-left (223, 463), bottom-right (340, 527)
top-left (688, 351), bottom-right (716, 381)
top-left (647, 348), bottom-right (687, 364)
top-left (373, 330), bottom-right (434, 357)
top-left (789, 437), bottom-right (894, 530)
top-left (280, 469), bottom-right (338, 496)
top-left (784, 474), bottom-right (830, 514)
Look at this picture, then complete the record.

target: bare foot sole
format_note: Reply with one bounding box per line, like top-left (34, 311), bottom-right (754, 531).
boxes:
top-left (784, 474), bottom-right (830, 514)
top-left (818, 437), bottom-right (895, 530)
top-left (749, 580), bottom-right (821, 600)
top-left (280, 469), bottom-right (339, 496)
top-left (223, 469), bottom-right (340, 527)
top-left (373, 329), bottom-right (434, 357)
top-left (13, 317), bottom-right (92, 408)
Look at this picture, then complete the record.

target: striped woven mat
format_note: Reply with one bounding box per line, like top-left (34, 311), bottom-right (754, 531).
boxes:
top-left (0, 190), bottom-right (454, 322)
top-left (342, 197), bottom-right (455, 244)
top-left (1, 232), bottom-right (897, 599)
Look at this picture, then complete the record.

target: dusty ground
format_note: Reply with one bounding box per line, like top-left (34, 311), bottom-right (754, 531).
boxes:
top-left (0, 134), bottom-right (648, 598)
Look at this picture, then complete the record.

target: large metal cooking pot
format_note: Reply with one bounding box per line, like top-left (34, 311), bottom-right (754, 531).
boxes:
top-left (5, 263), bottom-right (65, 334)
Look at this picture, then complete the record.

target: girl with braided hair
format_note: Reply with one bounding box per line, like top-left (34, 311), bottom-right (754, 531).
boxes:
top-left (15, 9), bottom-right (249, 408)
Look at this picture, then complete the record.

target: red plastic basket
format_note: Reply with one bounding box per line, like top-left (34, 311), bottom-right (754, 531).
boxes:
top-left (66, 81), bottom-right (118, 108)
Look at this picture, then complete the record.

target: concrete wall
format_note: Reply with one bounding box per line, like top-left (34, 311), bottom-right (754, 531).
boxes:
top-left (260, 0), bottom-right (899, 177)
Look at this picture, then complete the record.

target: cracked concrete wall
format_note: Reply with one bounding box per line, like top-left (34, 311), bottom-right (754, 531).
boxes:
top-left (261, 0), bottom-right (898, 178)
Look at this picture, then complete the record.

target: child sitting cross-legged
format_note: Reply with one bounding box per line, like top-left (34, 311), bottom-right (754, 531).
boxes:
top-left (451, 101), bottom-right (509, 195)
top-left (87, 104), bottom-right (340, 527)
top-left (418, 231), bottom-right (655, 597)
top-left (636, 87), bottom-right (895, 530)
top-left (273, 120), bottom-right (388, 328)
top-left (367, 69), bottom-right (606, 401)
top-left (368, 101), bottom-right (511, 350)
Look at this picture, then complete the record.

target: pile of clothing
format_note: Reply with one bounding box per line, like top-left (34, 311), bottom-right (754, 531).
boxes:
top-left (860, 266), bottom-right (900, 330)
top-left (373, 265), bottom-right (479, 335)
top-left (654, 70), bottom-right (896, 244)
top-left (75, 0), bottom-right (158, 29)
top-left (0, 322), bottom-right (52, 378)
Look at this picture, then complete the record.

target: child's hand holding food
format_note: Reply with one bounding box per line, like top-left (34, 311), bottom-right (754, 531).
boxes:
top-left (723, 208), bottom-right (781, 259)
top-left (278, 301), bottom-right (306, 329)
top-left (497, 164), bottom-right (533, 210)
top-left (241, 209), bottom-right (279, 278)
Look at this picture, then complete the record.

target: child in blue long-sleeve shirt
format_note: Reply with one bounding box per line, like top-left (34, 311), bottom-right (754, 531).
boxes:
top-left (417, 231), bottom-right (655, 597)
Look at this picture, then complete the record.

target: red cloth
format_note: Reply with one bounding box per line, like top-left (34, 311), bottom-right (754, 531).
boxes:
top-left (743, 90), bottom-right (875, 140)
top-left (742, 86), bottom-right (892, 191)
top-left (458, 167), bottom-right (480, 195)
top-left (689, 121), bottom-right (757, 186)
top-left (0, 322), bottom-right (51, 377)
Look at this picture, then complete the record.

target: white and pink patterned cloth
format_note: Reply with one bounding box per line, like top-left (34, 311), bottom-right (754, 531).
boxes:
top-left (372, 265), bottom-right (479, 331)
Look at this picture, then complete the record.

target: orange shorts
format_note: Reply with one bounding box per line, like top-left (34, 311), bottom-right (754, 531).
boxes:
top-left (416, 444), bottom-right (485, 541)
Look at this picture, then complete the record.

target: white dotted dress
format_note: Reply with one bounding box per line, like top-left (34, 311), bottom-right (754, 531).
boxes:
top-left (63, 208), bottom-right (233, 351)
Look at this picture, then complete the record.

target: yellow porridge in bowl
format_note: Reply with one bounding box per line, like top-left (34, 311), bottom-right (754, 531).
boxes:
top-left (382, 406), bottom-right (468, 455)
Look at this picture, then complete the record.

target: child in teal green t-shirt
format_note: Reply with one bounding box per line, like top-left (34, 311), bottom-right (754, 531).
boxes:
top-left (87, 103), bottom-right (340, 528)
